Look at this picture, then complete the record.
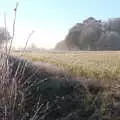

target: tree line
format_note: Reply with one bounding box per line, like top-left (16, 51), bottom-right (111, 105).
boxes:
top-left (55, 17), bottom-right (120, 51)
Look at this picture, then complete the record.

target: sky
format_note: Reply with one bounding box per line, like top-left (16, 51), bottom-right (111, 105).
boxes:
top-left (0, 0), bottom-right (120, 49)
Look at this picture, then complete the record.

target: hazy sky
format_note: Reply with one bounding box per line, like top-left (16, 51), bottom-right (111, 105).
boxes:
top-left (0, 0), bottom-right (120, 49)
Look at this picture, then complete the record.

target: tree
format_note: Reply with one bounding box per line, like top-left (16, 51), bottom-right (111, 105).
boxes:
top-left (0, 27), bottom-right (11, 44)
top-left (65, 23), bottom-right (83, 50)
top-left (55, 17), bottom-right (120, 51)
top-left (66, 17), bottom-right (102, 50)
top-left (55, 40), bottom-right (68, 50)
top-left (96, 31), bottom-right (120, 50)
top-left (79, 18), bottom-right (102, 50)
top-left (108, 18), bottom-right (120, 34)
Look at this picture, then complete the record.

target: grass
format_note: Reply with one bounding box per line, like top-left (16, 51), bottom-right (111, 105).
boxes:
top-left (0, 54), bottom-right (106, 119)
top-left (0, 51), bottom-right (118, 119)
top-left (15, 51), bottom-right (120, 82)
top-left (9, 50), bottom-right (120, 119)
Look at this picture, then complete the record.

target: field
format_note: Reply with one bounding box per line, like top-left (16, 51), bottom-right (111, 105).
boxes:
top-left (0, 51), bottom-right (118, 119)
top-left (17, 51), bottom-right (120, 82)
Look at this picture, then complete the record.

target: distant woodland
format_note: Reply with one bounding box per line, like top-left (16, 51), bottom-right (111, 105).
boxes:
top-left (55, 17), bottom-right (120, 50)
